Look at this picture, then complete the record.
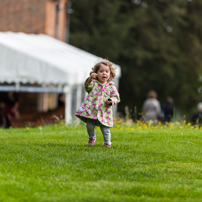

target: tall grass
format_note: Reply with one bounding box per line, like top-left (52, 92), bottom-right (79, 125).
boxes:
top-left (0, 121), bottom-right (202, 202)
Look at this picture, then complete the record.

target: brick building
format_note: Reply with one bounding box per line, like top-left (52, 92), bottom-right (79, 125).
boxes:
top-left (0, 0), bottom-right (68, 42)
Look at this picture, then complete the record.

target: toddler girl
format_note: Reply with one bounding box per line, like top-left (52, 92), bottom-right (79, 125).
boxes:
top-left (75, 59), bottom-right (120, 147)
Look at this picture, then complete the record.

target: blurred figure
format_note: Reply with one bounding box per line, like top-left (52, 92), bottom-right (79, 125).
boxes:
top-left (3, 91), bottom-right (19, 128)
top-left (161, 96), bottom-right (174, 123)
top-left (0, 102), bottom-right (4, 127)
top-left (191, 102), bottom-right (202, 125)
top-left (56, 93), bottom-right (65, 119)
top-left (142, 90), bottom-right (161, 122)
top-left (57, 93), bottom-right (65, 108)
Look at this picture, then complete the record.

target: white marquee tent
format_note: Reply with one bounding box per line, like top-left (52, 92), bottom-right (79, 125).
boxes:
top-left (0, 32), bottom-right (121, 123)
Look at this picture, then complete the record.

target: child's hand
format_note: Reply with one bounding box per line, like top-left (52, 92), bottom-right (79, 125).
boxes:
top-left (90, 73), bottom-right (98, 79)
top-left (107, 98), bottom-right (112, 106)
top-left (87, 72), bottom-right (98, 83)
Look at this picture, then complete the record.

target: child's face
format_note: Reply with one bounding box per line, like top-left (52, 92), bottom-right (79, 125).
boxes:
top-left (97, 64), bottom-right (111, 84)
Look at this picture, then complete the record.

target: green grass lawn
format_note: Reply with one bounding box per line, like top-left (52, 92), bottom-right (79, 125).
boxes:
top-left (1, 122), bottom-right (202, 202)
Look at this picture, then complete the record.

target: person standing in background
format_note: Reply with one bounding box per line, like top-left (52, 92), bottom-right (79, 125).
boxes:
top-left (142, 90), bottom-right (161, 123)
top-left (191, 102), bottom-right (202, 125)
top-left (161, 96), bottom-right (174, 123)
top-left (3, 91), bottom-right (19, 128)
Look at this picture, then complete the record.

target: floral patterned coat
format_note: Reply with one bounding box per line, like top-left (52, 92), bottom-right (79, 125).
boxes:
top-left (75, 79), bottom-right (120, 127)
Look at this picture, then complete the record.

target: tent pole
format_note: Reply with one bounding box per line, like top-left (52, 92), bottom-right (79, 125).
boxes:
top-left (76, 85), bottom-right (82, 110)
top-left (64, 85), bottom-right (72, 124)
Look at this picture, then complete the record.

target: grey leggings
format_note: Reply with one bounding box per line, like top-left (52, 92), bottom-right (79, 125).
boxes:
top-left (86, 119), bottom-right (111, 145)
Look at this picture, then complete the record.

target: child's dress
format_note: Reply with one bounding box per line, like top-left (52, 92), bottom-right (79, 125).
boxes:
top-left (75, 79), bottom-right (120, 127)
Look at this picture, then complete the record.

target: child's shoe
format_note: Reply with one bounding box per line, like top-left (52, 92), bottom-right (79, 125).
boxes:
top-left (88, 138), bottom-right (96, 145)
top-left (104, 144), bottom-right (111, 148)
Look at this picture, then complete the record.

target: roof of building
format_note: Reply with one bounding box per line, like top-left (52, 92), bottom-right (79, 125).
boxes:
top-left (0, 32), bottom-right (121, 86)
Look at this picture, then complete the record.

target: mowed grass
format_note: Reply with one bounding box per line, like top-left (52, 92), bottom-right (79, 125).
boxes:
top-left (1, 122), bottom-right (202, 202)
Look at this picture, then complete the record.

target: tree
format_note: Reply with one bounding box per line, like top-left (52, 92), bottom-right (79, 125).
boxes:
top-left (70, 0), bottom-right (202, 120)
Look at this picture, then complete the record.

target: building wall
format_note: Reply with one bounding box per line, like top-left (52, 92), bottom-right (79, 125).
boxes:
top-left (45, 0), bottom-right (67, 41)
top-left (0, 0), bottom-right (67, 41)
top-left (0, 0), bottom-right (46, 33)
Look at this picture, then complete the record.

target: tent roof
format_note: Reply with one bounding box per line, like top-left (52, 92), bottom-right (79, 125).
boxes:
top-left (0, 32), bottom-right (121, 86)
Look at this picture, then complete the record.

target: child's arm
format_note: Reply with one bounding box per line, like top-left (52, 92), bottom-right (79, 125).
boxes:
top-left (108, 86), bottom-right (120, 106)
top-left (84, 73), bottom-right (98, 93)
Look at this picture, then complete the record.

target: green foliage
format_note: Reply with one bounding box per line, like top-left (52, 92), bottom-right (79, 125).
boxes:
top-left (1, 124), bottom-right (202, 201)
top-left (69, 0), bottom-right (202, 118)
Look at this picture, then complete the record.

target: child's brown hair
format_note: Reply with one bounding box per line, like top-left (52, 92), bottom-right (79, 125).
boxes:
top-left (90, 59), bottom-right (117, 81)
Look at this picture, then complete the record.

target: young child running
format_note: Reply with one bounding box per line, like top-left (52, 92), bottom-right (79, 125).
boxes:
top-left (75, 59), bottom-right (120, 147)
